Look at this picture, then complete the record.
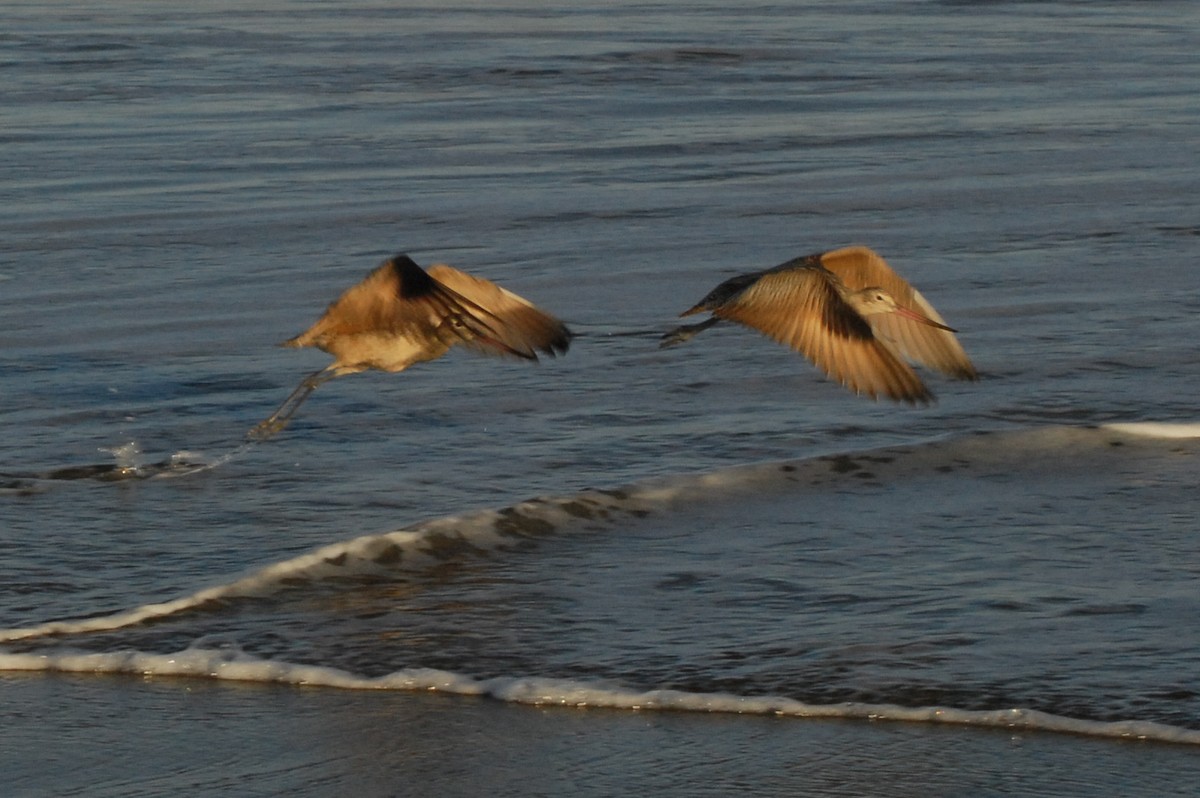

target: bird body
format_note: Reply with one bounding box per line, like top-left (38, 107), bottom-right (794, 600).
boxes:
top-left (664, 245), bottom-right (976, 403)
top-left (250, 254), bottom-right (571, 439)
top-left (287, 256), bottom-right (570, 374)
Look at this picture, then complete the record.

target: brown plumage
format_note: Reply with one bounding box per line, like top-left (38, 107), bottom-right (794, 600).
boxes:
top-left (661, 245), bottom-right (977, 403)
top-left (250, 254), bottom-right (572, 439)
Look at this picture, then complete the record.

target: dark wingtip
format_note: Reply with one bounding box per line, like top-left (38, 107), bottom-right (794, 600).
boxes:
top-left (863, 384), bottom-right (935, 406)
top-left (908, 388), bottom-right (937, 406)
top-left (386, 253), bottom-right (439, 298)
top-left (545, 324), bottom-right (574, 357)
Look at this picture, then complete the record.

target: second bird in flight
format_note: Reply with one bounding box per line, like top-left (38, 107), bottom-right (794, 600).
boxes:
top-left (663, 245), bottom-right (978, 403)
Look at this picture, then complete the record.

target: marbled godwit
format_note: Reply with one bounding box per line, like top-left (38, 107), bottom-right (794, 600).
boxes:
top-left (662, 245), bottom-right (977, 403)
top-left (250, 254), bottom-right (572, 439)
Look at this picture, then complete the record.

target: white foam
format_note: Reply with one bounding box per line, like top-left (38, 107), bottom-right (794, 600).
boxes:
top-left (1103, 422), bottom-right (1200, 439)
top-left (1, 647), bottom-right (1195, 745)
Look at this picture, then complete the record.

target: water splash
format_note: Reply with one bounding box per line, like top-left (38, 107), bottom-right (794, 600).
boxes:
top-left (0, 440), bottom-right (256, 488)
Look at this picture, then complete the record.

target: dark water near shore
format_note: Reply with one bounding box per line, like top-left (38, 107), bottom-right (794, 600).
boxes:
top-left (3, 1), bottom-right (1200, 795)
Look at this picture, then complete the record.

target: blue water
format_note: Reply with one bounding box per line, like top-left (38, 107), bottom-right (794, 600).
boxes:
top-left (4, 1), bottom-right (1200, 795)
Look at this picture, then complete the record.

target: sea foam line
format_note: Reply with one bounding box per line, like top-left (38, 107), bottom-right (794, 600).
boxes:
top-left (1, 646), bottom-right (1196, 746)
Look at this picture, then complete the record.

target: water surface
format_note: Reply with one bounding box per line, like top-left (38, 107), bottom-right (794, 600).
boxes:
top-left (3, 1), bottom-right (1200, 795)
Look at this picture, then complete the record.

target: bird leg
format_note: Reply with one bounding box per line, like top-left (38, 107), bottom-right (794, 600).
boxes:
top-left (659, 316), bottom-right (723, 348)
top-left (247, 368), bottom-right (336, 441)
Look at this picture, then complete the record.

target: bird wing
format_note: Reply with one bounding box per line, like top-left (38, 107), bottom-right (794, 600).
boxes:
top-left (716, 266), bottom-right (933, 403)
top-left (280, 255), bottom-right (570, 375)
top-left (427, 264), bottom-right (572, 360)
top-left (818, 246), bottom-right (977, 380)
top-left (287, 256), bottom-right (474, 350)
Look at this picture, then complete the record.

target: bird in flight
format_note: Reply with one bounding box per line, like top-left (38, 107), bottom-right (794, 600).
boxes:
top-left (661, 245), bottom-right (977, 403)
top-left (250, 254), bottom-right (572, 439)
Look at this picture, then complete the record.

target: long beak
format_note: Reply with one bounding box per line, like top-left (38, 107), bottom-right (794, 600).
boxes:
top-left (895, 305), bottom-right (957, 333)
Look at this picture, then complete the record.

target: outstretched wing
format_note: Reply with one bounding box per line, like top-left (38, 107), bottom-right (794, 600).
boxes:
top-left (427, 264), bottom-right (572, 360)
top-left (284, 254), bottom-right (571, 374)
top-left (714, 264), bottom-right (933, 403)
top-left (285, 255), bottom-right (475, 348)
top-left (818, 246), bottom-right (977, 380)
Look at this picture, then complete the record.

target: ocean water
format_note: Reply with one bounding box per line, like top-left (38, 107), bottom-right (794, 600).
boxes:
top-left (3, 1), bottom-right (1200, 795)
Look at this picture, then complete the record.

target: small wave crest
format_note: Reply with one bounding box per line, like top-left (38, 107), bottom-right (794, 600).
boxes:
top-left (1102, 422), bottom-right (1200, 439)
top-left (2, 646), bottom-right (1196, 745)
top-left (0, 485), bottom-right (664, 642)
top-left (4, 423), bottom-right (1197, 642)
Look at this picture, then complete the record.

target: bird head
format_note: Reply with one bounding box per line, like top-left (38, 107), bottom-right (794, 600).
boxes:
top-left (851, 287), bottom-right (957, 332)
